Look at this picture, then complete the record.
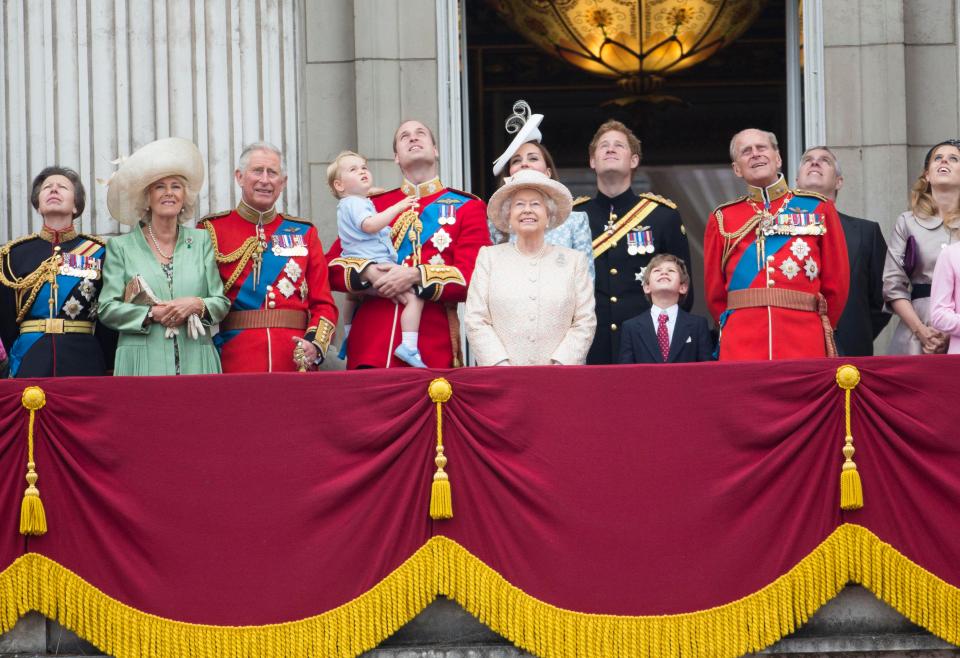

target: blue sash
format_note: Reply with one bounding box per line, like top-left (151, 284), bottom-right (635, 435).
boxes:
top-left (395, 191), bottom-right (470, 264)
top-left (8, 262), bottom-right (95, 377)
top-left (234, 219), bottom-right (307, 311)
top-left (218, 219), bottom-right (307, 349)
top-left (716, 194), bottom-right (824, 358)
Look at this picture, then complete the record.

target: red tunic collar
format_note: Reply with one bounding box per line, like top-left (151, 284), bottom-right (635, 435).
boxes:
top-left (235, 200), bottom-right (277, 224)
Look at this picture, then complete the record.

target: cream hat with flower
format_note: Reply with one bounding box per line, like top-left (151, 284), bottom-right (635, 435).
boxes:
top-left (487, 169), bottom-right (573, 234)
top-left (106, 137), bottom-right (205, 225)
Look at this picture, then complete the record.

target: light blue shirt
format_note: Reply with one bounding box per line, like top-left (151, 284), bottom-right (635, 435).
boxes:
top-left (338, 195), bottom-right (397, 263)
top-left (488, 210), bottom-right (595, 280)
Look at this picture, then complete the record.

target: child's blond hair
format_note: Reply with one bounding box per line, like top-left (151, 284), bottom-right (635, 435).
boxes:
top-left (326, 150), bottom-right (365, 199)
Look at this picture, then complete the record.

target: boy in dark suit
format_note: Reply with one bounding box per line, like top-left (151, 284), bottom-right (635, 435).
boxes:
top-left (619, 254), bottom-right (714, 363)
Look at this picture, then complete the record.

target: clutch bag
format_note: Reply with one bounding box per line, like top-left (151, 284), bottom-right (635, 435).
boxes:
top-left (123, 274), bottom-right (160, 306)
top-left (903, 235), bottom-right (918, 278)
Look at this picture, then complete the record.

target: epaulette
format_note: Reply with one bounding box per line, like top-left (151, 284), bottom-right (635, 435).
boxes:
top-left (198, 209), bottom-right (231, 224)
top-left (640, 192), bottom-right (677, 209)
top-left (572, 195), bottom-right (592, 207)
top-left (711, 196), bottom-right (747, 215)
top-left (793, 188), bottom-right (830, 202)
top-left (78, 233), bottom-right (106, 246)
top-left (446, 187), bottom-right (481, 201)
top-left (283, 216), bottom-right (315, 227)
top-left (0, 233), bottom-right (39, 255)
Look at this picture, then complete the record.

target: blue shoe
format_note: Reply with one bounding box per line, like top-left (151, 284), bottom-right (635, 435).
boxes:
top-left (394, 344), bottom-right (427, 368)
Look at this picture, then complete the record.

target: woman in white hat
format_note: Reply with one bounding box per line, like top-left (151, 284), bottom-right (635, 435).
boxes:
top-left (98, 137), bottom-right (230, 375)
top-left (465, 169), bottom-right (596, 366)
top-left (489, 101), bottom-right (594, 280)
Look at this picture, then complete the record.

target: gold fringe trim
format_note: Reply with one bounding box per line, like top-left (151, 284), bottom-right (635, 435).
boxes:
top-left (0, 525), bottom-right (958, 657)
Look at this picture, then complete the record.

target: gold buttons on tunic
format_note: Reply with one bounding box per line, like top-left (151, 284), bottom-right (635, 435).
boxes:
top-left (611, 296), bottom-right (618, 303)
top-left (611, 323), bottom-right (618, 331)
top-left (610, 268), bottom-right (618, 275)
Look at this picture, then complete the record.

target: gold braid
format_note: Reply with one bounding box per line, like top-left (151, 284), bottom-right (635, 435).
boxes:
top-left (716, 208), bottom-right (761, 270)
top-left (0, 248), bottom-right (61, 322)
top-left (201, 223), bottom-right (261, 293)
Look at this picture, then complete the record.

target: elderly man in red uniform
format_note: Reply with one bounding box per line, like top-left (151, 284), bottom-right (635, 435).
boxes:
top-left (327, 120), bottom-right (489, 368)
top-left (198, 142), bottom-right (338, 372)
top-left (704, 129), bottom-right (849, 360)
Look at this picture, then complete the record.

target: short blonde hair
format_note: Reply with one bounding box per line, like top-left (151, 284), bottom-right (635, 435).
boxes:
top-left (326, 150), bottom-right (365, 199)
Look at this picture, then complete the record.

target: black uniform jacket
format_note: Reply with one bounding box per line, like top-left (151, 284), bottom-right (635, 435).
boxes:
top-left (580, 188), bottom-right (693, 364)
top-left (0, 228), bottom-right (116, 377)
top-left (835, 213), bottom-right (891, 356)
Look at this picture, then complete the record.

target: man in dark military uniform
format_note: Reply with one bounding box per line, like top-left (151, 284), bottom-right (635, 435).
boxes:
top-left (576, 120), bottom-right (692, 364)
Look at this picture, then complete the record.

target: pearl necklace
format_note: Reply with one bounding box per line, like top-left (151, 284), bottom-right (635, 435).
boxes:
top-left (512, 241), bottom-right (547, 260)
top-left (147, 222), bottom-right (177, 261)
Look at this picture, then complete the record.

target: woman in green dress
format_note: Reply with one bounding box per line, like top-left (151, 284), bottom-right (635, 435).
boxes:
top-left (99, 137), bottom-right (230, 375)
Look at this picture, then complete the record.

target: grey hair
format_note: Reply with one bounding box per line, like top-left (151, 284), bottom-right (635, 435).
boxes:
top-left (237, 142), bottom-right (286, 176)
top-left (729, 129), bottom-right (779, 162)
top-left (499, 188), bottom-right (559, 231)
top-left (800, 145), bottom-right (843, 177)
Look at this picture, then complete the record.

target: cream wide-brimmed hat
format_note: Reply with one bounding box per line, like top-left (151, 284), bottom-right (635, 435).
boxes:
top-left (491, 100), bottom-right (543, 176)
top-left (487, 169), bottom-right (573, 234)
top-left (106, 137), bottom-right (205, 225)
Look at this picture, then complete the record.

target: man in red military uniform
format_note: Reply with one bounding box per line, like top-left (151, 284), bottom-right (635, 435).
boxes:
top-left (198, 142), bottom-right (338, 372)
top-left (327, 120), bottom-right (489, 368)
top-left (704, 128), bottom-right (849, 360)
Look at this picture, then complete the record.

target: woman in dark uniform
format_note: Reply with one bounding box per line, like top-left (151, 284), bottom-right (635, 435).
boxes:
top-left (0, 167), bottom-right (115, 377)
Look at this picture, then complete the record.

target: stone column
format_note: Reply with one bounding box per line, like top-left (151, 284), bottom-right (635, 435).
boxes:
top-left (0, 0), bottom-right (304, 241)
top-left (302, 0), bottom-right (440, 248)
top-left (821, 0), bottom-right (909, 230)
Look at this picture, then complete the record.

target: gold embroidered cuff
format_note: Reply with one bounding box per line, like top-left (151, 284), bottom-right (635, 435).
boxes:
top-left (307, 317), bottom-right (336, 356)
top-left (328, 257), bottom-right (374, 293)
top-left (418, 264), bottom-right (465, 302)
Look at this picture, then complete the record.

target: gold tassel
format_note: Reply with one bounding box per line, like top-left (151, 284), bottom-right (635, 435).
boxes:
top-left (835, 365), bottom-right (863, 511)
top-left (19, 386), bottom-right (48, 536)
top-left (428, 378), bottom-right (453, 520)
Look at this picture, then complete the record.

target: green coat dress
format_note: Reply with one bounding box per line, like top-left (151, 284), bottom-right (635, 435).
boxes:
top-left (98, 226), bottom-right (230, 376)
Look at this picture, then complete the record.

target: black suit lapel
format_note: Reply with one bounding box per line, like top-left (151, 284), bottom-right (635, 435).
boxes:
top-left (667, 312), bottom-right (692, 363)
top-left (840, 214), bottom-right (860, 268)
top-left (638, 314), bottom-right (665, 362)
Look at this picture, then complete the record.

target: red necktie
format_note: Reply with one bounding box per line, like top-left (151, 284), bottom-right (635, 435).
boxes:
top-left (657, 312), bottom-right (670, 362)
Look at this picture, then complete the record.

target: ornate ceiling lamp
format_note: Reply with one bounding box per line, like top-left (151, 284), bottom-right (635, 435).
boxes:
top-left (491, 0), bottom-right (767, 101)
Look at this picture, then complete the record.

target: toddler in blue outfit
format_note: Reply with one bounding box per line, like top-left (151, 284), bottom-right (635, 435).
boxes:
top-left (329, 150), bottom-right (426, 367)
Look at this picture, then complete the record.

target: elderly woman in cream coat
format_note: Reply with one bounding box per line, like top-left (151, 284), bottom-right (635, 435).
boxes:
top-left (465, 169), bottom-right (596, 366)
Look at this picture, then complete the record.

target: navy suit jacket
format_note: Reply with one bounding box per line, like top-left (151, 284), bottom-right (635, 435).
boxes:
top-left (618, 308), bottom-right (714, 364)
top-left (835, 213), bottom-right (891, 356)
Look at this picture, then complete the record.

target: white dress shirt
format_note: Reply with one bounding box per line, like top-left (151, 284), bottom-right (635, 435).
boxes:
top-left (650, 303), bottom-right (679, 344)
